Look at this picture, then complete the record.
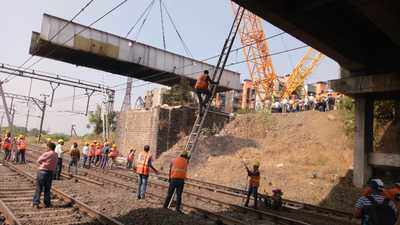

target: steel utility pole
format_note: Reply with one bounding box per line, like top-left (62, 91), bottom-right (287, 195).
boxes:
top-left (37, 94), bottom-right (48, 143)
top-left (0, 82), bottom-right (14, 141)
top-left (25, 78), bottom-right (33, 132)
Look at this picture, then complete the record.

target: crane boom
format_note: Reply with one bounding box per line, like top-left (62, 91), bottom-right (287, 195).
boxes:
top-left (281, 48), bottom-right (324, 99)
top-left (231, 2), bottom-right (277, 102)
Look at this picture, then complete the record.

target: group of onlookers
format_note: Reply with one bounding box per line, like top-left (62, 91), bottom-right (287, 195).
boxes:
top-left (270, 93), bottom-right (339, 113)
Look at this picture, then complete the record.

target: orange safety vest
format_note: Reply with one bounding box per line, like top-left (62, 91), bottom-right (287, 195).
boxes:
top-left (17, 140), bottom-right (27, 150)
top-left (249, 172), bottom-right (260, 188)
top-left (109, 147), bottom-right (118, 158)
top-left (384, 187), bottom-right (400, 200)
top-left (88, 145), bottom-right (95, 157)
top-left (95, 146), bottom-right (102, 156)
top-left (136, 152), bottom-right (151, 176)
top-left (3, 137), bottom-right (11, 150)
top-left (170, 156), bottom-right (188, 179)
top-left (195, 74), bottom-right (209, 90)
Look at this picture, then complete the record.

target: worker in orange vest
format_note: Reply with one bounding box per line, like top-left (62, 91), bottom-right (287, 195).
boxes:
top-left (163, 151), bottom-right (190, 212)
top-left (3, 132), bottom-right (12, 161)
top-left (94, 143), bottom-right (102, 167)
top-left (244, 161), bottom-right (261, 209)
top-left (126, 149), bottom-right (135, 169)
top-left (16, 135), bottom-right (27, 164)
top-left (135, 145), bottom-right (159, 199)
top-left (194, 70), bottom-right (215, 115)
top-left (108, 144), bottom-right (119, 169)
top-left (88, 142), bottom-right (96, 168)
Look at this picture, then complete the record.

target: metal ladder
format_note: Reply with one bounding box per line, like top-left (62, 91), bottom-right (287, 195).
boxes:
top-left (167, 6), bottom-right (245, 209)
top-left (184, 6), bottom-right (245, 154)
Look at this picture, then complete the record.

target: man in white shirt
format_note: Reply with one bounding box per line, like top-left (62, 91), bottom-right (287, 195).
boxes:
top-left (54, 139), bottom-right (64, 180)
top-left (82, 142), bottom-right (89, 168)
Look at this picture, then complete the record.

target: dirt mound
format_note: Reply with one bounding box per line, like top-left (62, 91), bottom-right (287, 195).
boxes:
top-left (154, 110), bottom-right (357, 212)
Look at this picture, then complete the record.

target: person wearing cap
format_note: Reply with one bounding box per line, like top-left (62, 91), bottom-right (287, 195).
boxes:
top-left (244, 161), bottom-right (261, 209)
top-left (163, 151), bottom-right (190, 212)
top-left (82, 142), bottom-right (89, 168)
top-left (54, 139), bottom-right (65, 180)
top-left (135, 145), bottom-right (159, 199)
top-left (194, 70), bottom-right (216, 115)
top-left (88, 142), bottom-right (96, 168)
top-left (16, 135), bottom-right (27, 164)
top-left (108, 144), bottom-right (119, 169)
top-left (3, 132), bottom-right (12, 161)
top-left (355, 179), bottom-right (397, 225)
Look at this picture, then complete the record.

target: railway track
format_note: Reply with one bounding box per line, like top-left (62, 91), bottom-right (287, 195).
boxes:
top-left (18, 151), bottom-right (251, 225)
top-left (0, 162), bottom-right (123, 225)
top-left (27, 145), bottom-right (358, 225)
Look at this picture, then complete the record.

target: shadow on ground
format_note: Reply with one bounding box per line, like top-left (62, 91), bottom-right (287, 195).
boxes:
top-left (318, 170), bottom-right (361, 213)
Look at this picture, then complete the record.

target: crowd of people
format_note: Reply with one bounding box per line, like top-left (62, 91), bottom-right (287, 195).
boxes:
top-left (0, 132), bottom-right (27, 164)
top-left (270, 93), bottom-right (339, 113)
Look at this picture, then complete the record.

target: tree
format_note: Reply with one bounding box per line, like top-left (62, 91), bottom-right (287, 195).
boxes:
top-left (88, 105), bottom-right (117, 135)
top-left (163, 78), bottom-right (195, 106)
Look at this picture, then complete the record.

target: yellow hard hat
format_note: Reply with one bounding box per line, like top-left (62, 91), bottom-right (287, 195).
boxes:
top-left (112, 144), bottom-right (117, 148)
top-left (19, 135), bottom-right (24, 139)
top-left (180, 151), bottom-right (189, 158)
top-left (85, 142), bottom-right (89, 145)
top-left (254, 161), bottom-right (260, 167)
top-left (46, 138), bottom-right (52, 142)
top-left (58, 139), bottom-right (64, 143)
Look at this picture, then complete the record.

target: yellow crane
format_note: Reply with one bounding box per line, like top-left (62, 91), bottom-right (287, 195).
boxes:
top-left (281, 48), bottom-right (324, 99)
top-left (231, 2), bottom-right (324, 103)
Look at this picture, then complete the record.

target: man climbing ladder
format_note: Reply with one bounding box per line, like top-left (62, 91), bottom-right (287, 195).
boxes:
top-left (165, 5), bottom-right (245, 211)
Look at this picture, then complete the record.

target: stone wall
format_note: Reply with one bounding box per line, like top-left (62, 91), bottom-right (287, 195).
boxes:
top-left (116, 106), bottom-right (231, 158)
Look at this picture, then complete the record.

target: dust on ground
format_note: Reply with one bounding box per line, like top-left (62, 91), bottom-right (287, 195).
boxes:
top-left (155, 110), bottom-right (360, 212)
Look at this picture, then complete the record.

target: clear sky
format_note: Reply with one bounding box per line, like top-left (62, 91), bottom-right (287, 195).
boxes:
top-left (0, 0), bottom-right (339, 135)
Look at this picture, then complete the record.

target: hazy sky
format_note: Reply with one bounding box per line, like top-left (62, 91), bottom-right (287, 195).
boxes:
top-left (0, 0), bottom-right (339, 135)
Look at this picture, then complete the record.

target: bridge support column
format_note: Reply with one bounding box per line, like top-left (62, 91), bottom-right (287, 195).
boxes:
top-left (353, 97), bottom-right (373, 188)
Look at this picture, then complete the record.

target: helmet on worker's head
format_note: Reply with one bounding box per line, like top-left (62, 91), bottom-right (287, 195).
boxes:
top-left (19, 135), bottom-right (24, 139)
top-left (96, 143), bottom-right (100, 147)
top-left (254, 161), bottom-right (260, 168)
top-left (46, 138), bottom-right (52, 142)
top-left (369, 179), bottom-right (384, 192)
top-left (180, 151), bottom-right (189, 158)
top-left (144, 145), bottom-right (150, 151)
top-left (85, 142), bottom-right (89, 145)
top-left (112, 144), bottom-right (117, 148)
top-left (58, 139), bottom-right (64, 144)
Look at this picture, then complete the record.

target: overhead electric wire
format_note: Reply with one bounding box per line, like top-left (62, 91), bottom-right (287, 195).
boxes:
top-left (159, 0), bottom-right (166, 50)
top-left (125, 0), bottom-right (155, 38)
top-left (3, 0), bottom-right (97, 83)
top-left (161, 1), bottom-right (193, 58)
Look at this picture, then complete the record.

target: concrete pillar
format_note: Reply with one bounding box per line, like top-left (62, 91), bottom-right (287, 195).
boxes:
top-left (353, 96), bottom-right (373, 188)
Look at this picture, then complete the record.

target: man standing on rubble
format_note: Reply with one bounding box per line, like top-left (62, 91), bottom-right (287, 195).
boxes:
top-left (244, 161), bottom-right (261, 209)
top-left (163, 151), bottom-right (190, 212)
top-left (135, 145), bottom-right (159, 199)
